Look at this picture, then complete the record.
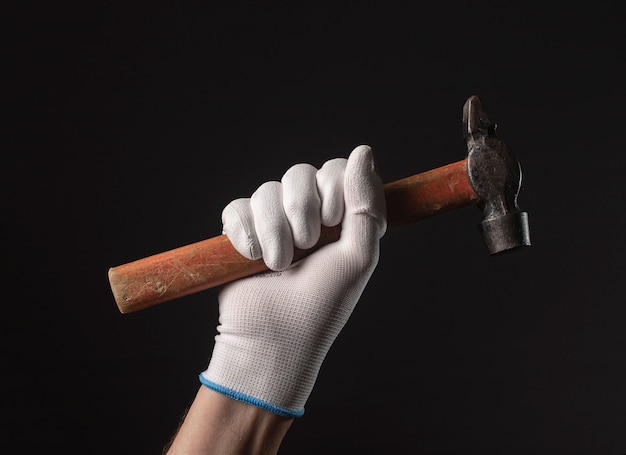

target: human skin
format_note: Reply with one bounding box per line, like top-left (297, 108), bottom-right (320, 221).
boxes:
top-left (164, 385), bottom-right (294, 455)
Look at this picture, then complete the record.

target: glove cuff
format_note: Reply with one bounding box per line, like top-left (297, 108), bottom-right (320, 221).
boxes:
top-left (199, 373), bottom-right (305, 419)
top-left (199, 326), bottom-right (324, 419)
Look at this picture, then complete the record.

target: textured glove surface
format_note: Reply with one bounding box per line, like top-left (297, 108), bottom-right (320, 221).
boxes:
top-left (200, 145), bottom-right (386, 418)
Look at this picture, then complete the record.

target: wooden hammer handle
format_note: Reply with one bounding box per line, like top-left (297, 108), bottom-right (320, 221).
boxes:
top-left (108, 159), bottom-right (478, 313)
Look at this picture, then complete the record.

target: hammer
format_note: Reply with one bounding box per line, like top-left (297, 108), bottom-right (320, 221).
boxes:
top-left (108, 95), bottom-right (531, 314)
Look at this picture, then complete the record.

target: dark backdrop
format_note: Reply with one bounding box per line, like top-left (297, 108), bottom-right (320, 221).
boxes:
top-left (5, 1), bottom-right (625, 453)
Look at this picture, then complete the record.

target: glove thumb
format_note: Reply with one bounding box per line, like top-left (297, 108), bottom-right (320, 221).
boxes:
top-left (340, 145), bottom-right (387, 250)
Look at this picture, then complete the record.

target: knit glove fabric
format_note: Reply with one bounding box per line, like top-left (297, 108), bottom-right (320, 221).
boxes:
top-left (199, 145), bottom-right (387, 418)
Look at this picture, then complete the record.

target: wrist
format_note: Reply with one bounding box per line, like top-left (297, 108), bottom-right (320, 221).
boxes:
top-left (166, 386), bottom-right (293, 455)
top-left (200, 329), bottom-right (316, 418)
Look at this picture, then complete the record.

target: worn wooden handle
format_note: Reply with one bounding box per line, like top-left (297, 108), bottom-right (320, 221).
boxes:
top-left (108, 159), bottom-right (478, 313)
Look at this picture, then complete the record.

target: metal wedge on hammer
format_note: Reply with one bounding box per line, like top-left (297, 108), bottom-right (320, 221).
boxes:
top-left (108, 95), bottom-right (531, 314)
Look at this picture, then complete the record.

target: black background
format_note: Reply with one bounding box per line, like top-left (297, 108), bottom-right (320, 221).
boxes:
top-left (5, 1), bottom-right (625, 453)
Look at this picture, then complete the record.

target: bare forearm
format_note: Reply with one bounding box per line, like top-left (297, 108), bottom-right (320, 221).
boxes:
top-left (165, 385), bottom-right (294, 455)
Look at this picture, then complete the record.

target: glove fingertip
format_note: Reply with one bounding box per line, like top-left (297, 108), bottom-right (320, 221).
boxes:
top-left (264, 243), bottom-right (294, 271)
top-left (317, 158), bottom-right (347, 227)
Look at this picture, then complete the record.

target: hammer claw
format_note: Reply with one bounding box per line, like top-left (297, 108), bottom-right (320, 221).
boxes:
top-left (463, 94), bottom-right (494, 137)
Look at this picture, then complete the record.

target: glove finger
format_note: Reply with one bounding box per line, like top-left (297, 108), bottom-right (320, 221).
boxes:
top-left (251, 181), bottom-right (294, 271)
top-left (316, 158), bottom-right (347, 227)
top-left (342, 145), bottom-right (387, 246)
top-left (221, 198), bottom-right (261, 260)
top-left (281, 163), bottom-right (321, 250)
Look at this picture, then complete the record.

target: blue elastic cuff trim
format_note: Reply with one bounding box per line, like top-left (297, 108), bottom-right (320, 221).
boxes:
top-left (198, 374), bottom-right (305, 419)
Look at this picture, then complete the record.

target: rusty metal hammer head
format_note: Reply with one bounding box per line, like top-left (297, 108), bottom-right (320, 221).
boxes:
top-left (463, 95), bottom-right (531, 254)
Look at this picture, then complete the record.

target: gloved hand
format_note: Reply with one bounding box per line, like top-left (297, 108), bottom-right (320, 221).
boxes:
top-left (199, 145), bottom-right (387, 418)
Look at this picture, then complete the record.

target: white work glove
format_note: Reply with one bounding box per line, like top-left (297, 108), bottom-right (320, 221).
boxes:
top-left (199, 145), bottom-right (387, 418)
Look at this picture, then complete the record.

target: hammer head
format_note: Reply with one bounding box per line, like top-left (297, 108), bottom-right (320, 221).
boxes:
top-left (463, 95), bottom-right (531, 254)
